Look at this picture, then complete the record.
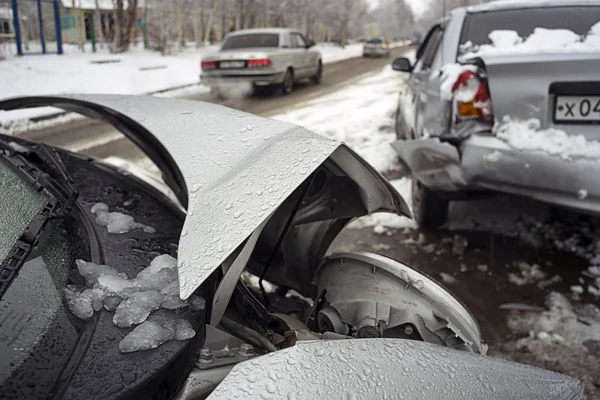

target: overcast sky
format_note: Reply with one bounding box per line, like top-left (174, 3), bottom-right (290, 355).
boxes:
top-left (367, 0), bottom-right (429, 16)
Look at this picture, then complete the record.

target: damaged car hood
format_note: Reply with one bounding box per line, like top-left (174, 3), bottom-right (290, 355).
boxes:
top-left (0, 95), bottom-right (410, 300)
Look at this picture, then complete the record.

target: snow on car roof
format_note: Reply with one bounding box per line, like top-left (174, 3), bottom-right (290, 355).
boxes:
top-left (467, 0), bottom-right (600, 13)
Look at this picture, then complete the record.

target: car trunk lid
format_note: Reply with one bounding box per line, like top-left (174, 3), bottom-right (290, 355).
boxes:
top-left (471, 52), bottom-right (600, 139)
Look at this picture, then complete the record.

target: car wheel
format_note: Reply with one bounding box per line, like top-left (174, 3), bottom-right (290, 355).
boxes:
top-left (412, 178), bottom-right (449, 230)
top-left (312, 62), bottom-right (323, 84)
top-left (281, 69), bottom-right (294, 95)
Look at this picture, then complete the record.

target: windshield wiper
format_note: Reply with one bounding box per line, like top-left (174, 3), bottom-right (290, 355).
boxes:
top-left (0, 140), bottom-right (79, 298)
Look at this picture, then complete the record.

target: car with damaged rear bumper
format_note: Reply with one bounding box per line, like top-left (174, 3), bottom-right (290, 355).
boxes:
top-left (0, 94), bottom-right (584, 399)
top-left (200, 28), bottom-right (322, 96)
top-left (391, 0), bottom-right (600, 229)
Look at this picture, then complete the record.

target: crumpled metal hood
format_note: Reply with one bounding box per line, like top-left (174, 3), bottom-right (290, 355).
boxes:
top-left (0, 95), bottom-right (410, 299)
top-left (208, 339), bottom-right (583, 399)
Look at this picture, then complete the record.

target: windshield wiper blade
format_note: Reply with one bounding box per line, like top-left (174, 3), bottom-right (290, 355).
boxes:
top-left (0, 141), bottom-right (79, 298)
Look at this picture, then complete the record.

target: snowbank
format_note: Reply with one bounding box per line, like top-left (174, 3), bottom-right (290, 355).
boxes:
top-left (461, 23), bottom-right (600, 58)
top-left (493, 116), bottom-right (600, 161)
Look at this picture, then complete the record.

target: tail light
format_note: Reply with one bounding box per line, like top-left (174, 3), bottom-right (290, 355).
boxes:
top-left (451, 70), bottom-right (494, 122)
top-left (247, 59), bottom-right (272, 68)
top-left (382, 44), bottom-right (388, 50)
top-left (201, 60), bottom-right (216, 71)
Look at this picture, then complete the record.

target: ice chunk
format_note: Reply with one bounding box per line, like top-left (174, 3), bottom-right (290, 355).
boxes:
top-left (119, 316), bottom-right (176, 353)
top-left (119, 314), bottom-right (196, 353)
top-left (91, 202), bottom-right (156, 234)
top-left (136, 254), bottom-right (178, 290)
top-left (103, 296), bottom-right (123, 311)
top-left (64, 286), bottom-right (105, 320)
top-left (96, 274), bottom-right (139, 298)
top-left (188, 295), bottom-right (206, 311)
top-left (160, 280), bottom-right (180, 297)
top-left (113, 290), bottom-right (163, 328)
top-left (76, 259), bottom-right (127, 287)
top-left (175, 319), bottom-right (196, 340)
top-left (162, 295), bottom-right (188, 310)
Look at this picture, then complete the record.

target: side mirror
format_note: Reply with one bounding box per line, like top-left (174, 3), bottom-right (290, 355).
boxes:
top-left (392, 57), bottom-right (413, 72)
top-left (306, 39), bottom-right (316, 48)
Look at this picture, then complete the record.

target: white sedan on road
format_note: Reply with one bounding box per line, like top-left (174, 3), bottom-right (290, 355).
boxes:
top-left (200, 28), bottom-right (323, 96)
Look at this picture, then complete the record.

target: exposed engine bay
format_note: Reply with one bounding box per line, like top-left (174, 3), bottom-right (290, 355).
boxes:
top-left (177, 250), bottom-right (486, 399)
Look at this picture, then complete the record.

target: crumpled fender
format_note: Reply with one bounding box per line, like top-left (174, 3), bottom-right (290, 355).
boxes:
top-left (392, 138), bottom-right (466, 191)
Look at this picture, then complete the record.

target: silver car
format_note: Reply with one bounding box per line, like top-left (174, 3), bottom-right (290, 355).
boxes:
top-left (363, 37), bottom-right (390, 57)
top-left (201, 28), bottom-right (322, 96)
top-left (392, 0), bottom-right (600, 229)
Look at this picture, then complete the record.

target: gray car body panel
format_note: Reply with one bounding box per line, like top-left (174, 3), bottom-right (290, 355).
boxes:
top-left (394, 2), bottom-right (600, 214)
top-left (208, 339), bottom-right (583, 400)
top-left (0, 94), bottom-right (410, 300)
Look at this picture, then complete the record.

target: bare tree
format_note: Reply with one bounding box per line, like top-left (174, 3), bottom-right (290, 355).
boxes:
top-left (95, 0), bottom-right (106, 49)
top-left (109, 0), bottom-right (139, 53)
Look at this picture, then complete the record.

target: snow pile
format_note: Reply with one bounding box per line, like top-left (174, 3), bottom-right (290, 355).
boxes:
top-left (507, 292), bottom-right (600, 348)
top-left (586, 266), bottom-right (600, 296)
top-left (461, 24), bottom-right (600, 58)
top-left (346, 177), bottom-right (415, 233)
top-left (507, 261), bottom-right (562, 289)
top-left (65, 254), bottom-right (203, 352)
top-left (271, 57), bottom-right (413, 173)
top-left (91, 202), bottom-right (156, 234)
top-left (439, 63), bottom-right (477, 101)
top-left (313, 43), bottom-right (364, 63)
top-left (488, 30), bottom-right (522, 48)
top-left (493, 116), bottom-right (600, 161)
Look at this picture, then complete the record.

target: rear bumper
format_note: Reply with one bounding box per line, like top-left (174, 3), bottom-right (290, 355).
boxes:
top-left (201, 70), bottom-right (285, 86)
top-left (394, 135), bottom-right (600, 215)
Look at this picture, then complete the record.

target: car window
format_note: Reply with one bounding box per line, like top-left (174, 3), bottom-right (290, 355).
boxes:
top-left (460, 6), bottom-right (600, 46)
top-left (292, 33), bottom-right (307, 48)
top-left (0, 158), bottom-right (47, 261)
top-left (367, 38), bottom-right (383, 44)
top-left (221, 33), bottom-right (280, 50)
top-left (415, 26), bottom-right (443, 71)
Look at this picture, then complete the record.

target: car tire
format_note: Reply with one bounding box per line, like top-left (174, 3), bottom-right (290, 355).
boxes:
top-left (281, 69), bottom-right (294, 95)
top-left (312, 62), bottom-right (323, 84)
top-left (412, 178), bottom-right (449, 230)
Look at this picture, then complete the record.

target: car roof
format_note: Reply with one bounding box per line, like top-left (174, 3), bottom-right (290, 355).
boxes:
top-left (227, 28), bottom-right (296, 37)
top-left (466, 0), bottom-right (600, 13)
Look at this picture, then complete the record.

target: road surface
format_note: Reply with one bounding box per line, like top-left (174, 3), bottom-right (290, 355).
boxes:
top-left (18, 47), bottom-right (407, 162)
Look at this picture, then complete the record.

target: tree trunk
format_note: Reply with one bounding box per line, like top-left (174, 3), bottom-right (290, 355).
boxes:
top-left (120, 0), bottom-right (138, 51)
top-left (110, 0), bottom-right (123, 53)
top-left (95, 0), bottom-right (106, 48)
top-left (175, 1), bottom-right (185, 52)
top-left (195, 10), bottom-right (203, 48)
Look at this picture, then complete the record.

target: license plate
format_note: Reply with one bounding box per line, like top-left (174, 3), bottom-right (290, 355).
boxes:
top-left (555, 95), bottom-right (600, 123)
top-left (219, 61), bottom-right (245, 69)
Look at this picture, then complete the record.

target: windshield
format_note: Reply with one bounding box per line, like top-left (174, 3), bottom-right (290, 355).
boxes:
top-left (367, 38), bottom-right (383, 44)
top-left (221, 33), bottom-right (280, 50)
top-left (0, 158), bottom-right (47, 261)
top-left (460, 6), bottom-right (600, 46)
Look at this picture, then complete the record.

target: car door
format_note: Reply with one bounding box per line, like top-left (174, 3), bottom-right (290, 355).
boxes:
top-left (290, 32), bottom-right (311, 79)
top-left (402, 24), bottom-right (444, 138)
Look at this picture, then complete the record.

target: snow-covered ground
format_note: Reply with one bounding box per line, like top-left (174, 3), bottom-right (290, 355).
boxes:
top-left (0, 42), bottom-right (371, 127)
